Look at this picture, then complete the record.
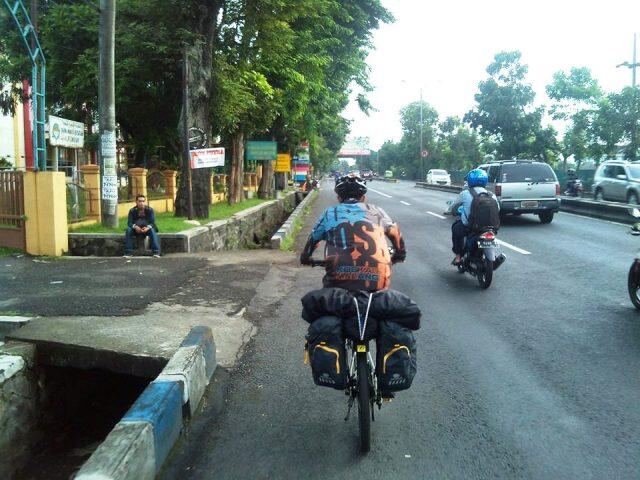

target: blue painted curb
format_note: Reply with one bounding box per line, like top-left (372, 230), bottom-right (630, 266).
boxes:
top-left (181, 325), bottom-right (216, 378)
top-left (122, 380), bottom-right (183, 472)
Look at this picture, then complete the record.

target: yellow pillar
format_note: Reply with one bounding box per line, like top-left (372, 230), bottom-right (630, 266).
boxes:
top-left (79, 164), bottom-right (101, 220)
top-left (23, 171), bottom-right (69, 256)
top-left (210, 174), bottom-right (216, 204)
top-left (162, 170), bottom-right (177, 212)
top-left (128, 167), bottom-right (148, 199)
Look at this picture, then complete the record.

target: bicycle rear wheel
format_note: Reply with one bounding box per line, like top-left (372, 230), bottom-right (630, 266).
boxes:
top-left (356, 351), bottom-right (371, 453)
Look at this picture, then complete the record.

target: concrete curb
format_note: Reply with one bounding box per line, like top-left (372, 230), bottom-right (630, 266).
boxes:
top-left (414, 182), bottom-right (638, 224)
top-left (75, 326), bottom-right (217, 480)
top-left (378, 178), bottom-right (399, 183)
top-left (270, 190), bottom-right (316, 248)
top-left (0, 316), bottom-right (33, 340)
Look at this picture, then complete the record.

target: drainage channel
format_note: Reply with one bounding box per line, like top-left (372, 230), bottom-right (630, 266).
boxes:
top-left (1, 355), bottom-right (154, 480)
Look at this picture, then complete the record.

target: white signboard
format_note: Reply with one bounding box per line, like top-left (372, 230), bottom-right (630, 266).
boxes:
top-left (101, 131), bottom-right (118, 204)
top-left (49, 115), bottom-right (85, 148)
top-left (190, 147), bottom-right (225, 169)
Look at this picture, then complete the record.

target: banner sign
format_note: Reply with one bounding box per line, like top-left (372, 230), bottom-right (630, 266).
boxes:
top-left (275, 153), bottom-right (291, 173)
top-left (246, 141), bottom-right (277, 161)
top-left (190, 147), bottom-right (225, 169)
top-left (338, 148), bottom-right (371, 157)
top-left (101, 130), bottom-right (118, 209)
top-left (49, 115), bottom-right (84, 149)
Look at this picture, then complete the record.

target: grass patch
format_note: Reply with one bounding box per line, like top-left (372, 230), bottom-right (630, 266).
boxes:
top-left (0, 310), bottom-right (34, 317)
top-left (0, 246), bottom-right (22, 257)
top-left (72, 198), bottom-right (269, 234)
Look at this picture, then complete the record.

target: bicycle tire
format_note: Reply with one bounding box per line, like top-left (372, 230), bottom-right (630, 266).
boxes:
top-left (356, 351), bottom-right (371, 453)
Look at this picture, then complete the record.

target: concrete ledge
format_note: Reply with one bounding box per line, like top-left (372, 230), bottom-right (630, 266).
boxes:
top-left (378, 178), bottom-right (399, 183)
top-left (75, 421), bottom-right (156, 480)
top-left (0, 316), bottom-right (33, 340)
top-left (76, 326), bottom-right (218, 478)
top-left (69, 192), bottom-right (299, 256)
top-left (270, 190), bottom-right (314, 248)
top-left (415, 181), bottom-right (462, 193)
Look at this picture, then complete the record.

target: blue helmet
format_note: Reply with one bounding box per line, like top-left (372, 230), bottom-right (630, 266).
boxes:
top-left (467, 168), bottom-right (488, 187)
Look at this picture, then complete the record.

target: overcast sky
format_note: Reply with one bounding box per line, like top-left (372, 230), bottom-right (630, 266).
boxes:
top-left (343, 0), bottom-right (640, 150)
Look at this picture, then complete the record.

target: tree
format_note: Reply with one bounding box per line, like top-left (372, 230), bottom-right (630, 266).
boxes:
top-left (465, 51), bottom-right (543, 159)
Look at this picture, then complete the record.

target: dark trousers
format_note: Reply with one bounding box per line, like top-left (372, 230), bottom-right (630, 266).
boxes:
top-left (125, 227), bottom-right (160, 254)
top-left (451, 220), bottom-right (470, 255)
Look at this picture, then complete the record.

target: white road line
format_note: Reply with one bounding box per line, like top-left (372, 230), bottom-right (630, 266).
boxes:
top-left (367, 187), bottom-right (393, 198)
top-left (400, 201), bottom-right (412, 206)
top-left (427, 211), bottom-right (446, 219)
top-left (496, 239), bottom-right (531, 255)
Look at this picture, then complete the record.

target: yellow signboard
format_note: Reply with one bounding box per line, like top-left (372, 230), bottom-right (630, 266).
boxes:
top-left (275, 153), bottom-right (292, 173)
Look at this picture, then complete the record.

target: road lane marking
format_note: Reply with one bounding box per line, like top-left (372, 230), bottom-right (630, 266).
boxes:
top-left (367, 187), bottom-right (392, 198)
top-left (400, 201), bottom-right (412, 206)
top-left (496, 239), bottom-right (531, 255)
top-left (427, 211), bottom-right (446, 219)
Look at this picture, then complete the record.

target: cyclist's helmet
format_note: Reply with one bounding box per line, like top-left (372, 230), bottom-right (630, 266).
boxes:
top-left (467, 168), bottom-right (488, 187)
top-left (335, 173), bottom-right (367, 199)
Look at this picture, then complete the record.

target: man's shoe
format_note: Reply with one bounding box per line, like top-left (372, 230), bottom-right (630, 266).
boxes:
top-left (152, 253), bottom-right (161, 258)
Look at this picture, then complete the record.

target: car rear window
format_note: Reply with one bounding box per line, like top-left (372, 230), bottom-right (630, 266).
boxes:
top-left (431, 170), bottom-right (447, 175)
top-left (499, 164), bottom-right (556, 183)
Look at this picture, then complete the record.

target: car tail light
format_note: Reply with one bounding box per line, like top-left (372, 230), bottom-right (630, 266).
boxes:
top-left (480, 232), bottom-right (495, 240)
top-left (495, 185), bottom-right (502, 196)
top-left (555, 183), bottom-right (561, 196)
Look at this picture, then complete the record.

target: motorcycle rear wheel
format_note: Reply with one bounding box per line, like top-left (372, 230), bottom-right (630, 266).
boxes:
top-left (477, 256), bottom-right (493, 289)
top-left (627, 262), bottom-right (640, 310)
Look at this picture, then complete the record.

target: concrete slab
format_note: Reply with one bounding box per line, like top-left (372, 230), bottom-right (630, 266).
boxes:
top-left (0, 316), bottom-right (32, 339)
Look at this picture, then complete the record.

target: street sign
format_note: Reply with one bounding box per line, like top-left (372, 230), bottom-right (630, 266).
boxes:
top-left (421, 150), bottom-right (429, 158)
top-left (275, 153), bottom-right (291, 173)
top-left (190, 147), bottom-right (225, 169)
top-left (246, 141), bottom-right (277, 161)
top-left (49, 115), bottom-right (85, 149)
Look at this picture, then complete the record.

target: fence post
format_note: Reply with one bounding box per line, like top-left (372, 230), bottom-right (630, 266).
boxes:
top-left (79, 164), bottom-right (101, 220)
top-left (128, 167), bottom-right (148, 199)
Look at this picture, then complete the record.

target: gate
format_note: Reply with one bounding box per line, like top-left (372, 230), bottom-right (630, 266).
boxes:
top-left (0, 171), bottom-right (26, 250)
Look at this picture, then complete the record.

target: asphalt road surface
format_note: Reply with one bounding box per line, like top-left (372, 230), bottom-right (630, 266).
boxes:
top-left (162, 180), bottom-right (640, 480)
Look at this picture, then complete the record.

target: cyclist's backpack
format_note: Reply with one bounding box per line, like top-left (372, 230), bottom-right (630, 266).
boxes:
top-left (305, 316), bottom-right (347, 390)
top-left (467, 187), bottom-right (500, 231)
top-left (376, 320), bottom-right (417, 392)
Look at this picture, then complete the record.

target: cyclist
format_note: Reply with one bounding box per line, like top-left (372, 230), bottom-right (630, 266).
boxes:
top-left (300, 174), bottom-right (406, 291)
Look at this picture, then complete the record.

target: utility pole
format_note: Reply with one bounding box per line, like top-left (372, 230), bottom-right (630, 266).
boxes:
top-left (99, 0), bottom-right (118, 227)
top-left (419, 87), bottom-right (424, 180)
top-left (182, 48), bottom-right (194, 220)
top-left (617, 34), bottom-right (640, 160)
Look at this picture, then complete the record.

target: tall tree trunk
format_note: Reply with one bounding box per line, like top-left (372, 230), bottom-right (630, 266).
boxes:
top-left (229, 131), bottom-right (244, 205)
top-left (258, 160), bottom-right (274, 199)
top-left (175, 1), bottom-right (220, 218)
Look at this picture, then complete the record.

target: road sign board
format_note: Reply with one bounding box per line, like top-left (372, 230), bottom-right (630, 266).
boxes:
top-left (421, 150), bottom-right (429, 158)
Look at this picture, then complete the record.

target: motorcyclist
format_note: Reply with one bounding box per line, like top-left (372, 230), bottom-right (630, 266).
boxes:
top-left (450, 168), bottom-right (498, 266)
top-left (565, 169), bottom-right (581, 196)
top-left (300, 174), bottom-right (406, 291)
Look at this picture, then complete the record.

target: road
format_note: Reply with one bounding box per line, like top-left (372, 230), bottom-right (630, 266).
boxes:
top-left (162, 180), bottom-right (640, 480)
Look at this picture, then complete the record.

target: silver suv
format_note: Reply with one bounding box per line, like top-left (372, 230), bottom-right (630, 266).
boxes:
top-left (478, 160), bottom-right (560, 223)
top-left (592, 160), bottom-right (640, 204)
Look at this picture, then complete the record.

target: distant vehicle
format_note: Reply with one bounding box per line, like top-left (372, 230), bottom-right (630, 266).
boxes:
top-left (384, 170), bottom-right (393, 178)
top-left (592, 160), bottom-right (640, 204)
top-left (426, 169), bottom-right (451, 185)
top-left (478, 160), bottom-right (560, 224)
top-left (361, 169), bottom-right (374, 181)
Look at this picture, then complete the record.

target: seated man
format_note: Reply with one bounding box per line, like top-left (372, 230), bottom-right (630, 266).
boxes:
top-left (124, 195), bottom-right (160, 257)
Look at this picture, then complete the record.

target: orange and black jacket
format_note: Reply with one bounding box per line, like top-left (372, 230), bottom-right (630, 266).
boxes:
top-left (301, 200), bottom-right (406, 292)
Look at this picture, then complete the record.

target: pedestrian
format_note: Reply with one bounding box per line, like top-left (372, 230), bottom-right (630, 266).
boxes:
top-left (123, 195), bottom-right (161, 258)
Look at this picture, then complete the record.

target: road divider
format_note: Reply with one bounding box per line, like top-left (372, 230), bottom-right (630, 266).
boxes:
top-left (415, 182), bottom-right (640, 225)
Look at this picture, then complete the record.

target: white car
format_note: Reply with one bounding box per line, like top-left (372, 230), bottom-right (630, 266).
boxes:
top-left (426, 169), bottom-right (451, 185)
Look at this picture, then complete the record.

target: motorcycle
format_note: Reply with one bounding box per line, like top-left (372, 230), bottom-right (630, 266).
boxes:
top-left (564, 178), bottom-right (583, 197)
top-left (449, 203), bottom-right (506, 289)
top-left (627, 208), bottom-right (640, 309)
top-left (456, 228), bottom-right (505, 289)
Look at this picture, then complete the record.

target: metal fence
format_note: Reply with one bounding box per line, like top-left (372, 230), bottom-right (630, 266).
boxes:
top-left (147, 170), bottom-right (167, 199)
top-left (0, 171), bottom-right (26, 249)
top-left (66, 182), bottom-right (95, 224)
